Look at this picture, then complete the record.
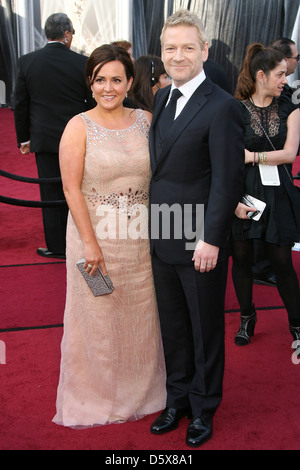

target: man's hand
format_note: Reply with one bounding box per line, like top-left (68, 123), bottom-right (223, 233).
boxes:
top-left (20, 143), bottom-right (30, 155)
top-left (192, 239), bottom-right (219, 273)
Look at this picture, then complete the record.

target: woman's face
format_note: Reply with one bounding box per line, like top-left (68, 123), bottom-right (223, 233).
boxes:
top-left (158, 73), bottom-right (171, 89)
top-left (152, 73), bottom-right (171, 95)
top-left (91, 60), bottom-right (133, 110)
top-left (262, 60), bottom-right (288, 97)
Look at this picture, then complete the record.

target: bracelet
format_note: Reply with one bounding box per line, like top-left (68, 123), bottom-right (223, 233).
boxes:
top-left (258, 151), bottom-right (267, 165)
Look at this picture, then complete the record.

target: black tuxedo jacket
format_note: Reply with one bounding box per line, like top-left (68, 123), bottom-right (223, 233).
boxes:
top-left (13, 42), bottom-right (94, 153)
top-left (149, 77), bottom-right (245, 265)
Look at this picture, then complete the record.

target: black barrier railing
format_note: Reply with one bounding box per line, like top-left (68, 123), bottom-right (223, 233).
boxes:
top-left (0, 168), bottom-right (62, 184)
top-left (0, 195), bottom-right (67, 207)
top-left (0, 168), bottom-right (67, 208)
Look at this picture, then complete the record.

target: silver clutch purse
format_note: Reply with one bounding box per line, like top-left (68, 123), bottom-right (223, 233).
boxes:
top-left (76, 259), bottom-right (114, 296)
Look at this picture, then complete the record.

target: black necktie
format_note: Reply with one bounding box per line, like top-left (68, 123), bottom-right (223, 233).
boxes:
top-left (165, 88), bottom-right (183, 121)
top-left (158, 88), bottom-right (182, 137)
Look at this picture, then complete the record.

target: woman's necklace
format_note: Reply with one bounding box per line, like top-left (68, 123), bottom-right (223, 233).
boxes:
top-left (249, 95), bottom-right (273, 108)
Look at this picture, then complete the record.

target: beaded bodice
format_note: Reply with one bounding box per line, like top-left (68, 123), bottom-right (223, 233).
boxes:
top-left (79, 110), bottom-right (151, 213)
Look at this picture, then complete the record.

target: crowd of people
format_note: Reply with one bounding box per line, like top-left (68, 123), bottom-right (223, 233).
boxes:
top-left (12, 10), bottom-right (300, 448)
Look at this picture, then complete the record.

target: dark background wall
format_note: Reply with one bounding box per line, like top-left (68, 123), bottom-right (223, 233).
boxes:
top-left (1, 0), bottom-right (299, 106)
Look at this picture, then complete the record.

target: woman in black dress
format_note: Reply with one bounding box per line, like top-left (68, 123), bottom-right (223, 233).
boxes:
top-left (232, 43), bottom-right (300, 355)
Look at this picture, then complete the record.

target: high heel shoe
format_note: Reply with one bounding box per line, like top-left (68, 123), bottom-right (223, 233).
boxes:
top-left (235, 305), bottom-right (257, 346)
top-left (289, 324), bottom-right (300, 358)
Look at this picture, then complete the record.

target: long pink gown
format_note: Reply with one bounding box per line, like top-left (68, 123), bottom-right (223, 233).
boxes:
top-left (53, 110), bottom-right (166, 427)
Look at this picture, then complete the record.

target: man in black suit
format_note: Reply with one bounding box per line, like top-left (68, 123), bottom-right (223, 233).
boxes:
top-left (13, 13), bottom-right (93, 258)
top-left (149, 10), bottom-right (245, 447)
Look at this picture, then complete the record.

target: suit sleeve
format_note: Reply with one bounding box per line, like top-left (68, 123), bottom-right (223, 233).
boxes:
top-left (204, 97), bottom-right (245, 247)
top-left (13, 58), bottom-right (31, 145)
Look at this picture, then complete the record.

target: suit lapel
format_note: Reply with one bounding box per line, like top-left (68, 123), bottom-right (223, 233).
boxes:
top-left (149, 87), bottom-right (169, 169)
top-left (151, 78), bottom-right (213, 175)
top-left (152, 86), bottom-right (170, 128)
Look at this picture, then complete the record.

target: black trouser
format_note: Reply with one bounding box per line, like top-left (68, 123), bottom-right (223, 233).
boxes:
top-left (35, 153), bottom-right (68, 254)
top-left (152, 252), bottom-right (228, 418)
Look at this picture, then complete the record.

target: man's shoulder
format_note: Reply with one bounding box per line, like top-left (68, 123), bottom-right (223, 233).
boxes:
top-left (194, 77), bottom-right (234, 108)
top-left (18, 46), bottom-right (44, 62)
top-left (19, 44), bottom-right (87, 62)
top-left (206, 78), bottom-right (240, 107)
top-left (67, 48), bottom-right (88, 63)
top-left (202, 76), bottom-right (230, 97)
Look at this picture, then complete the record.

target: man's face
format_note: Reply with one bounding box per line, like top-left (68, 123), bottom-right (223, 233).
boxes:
top-left (286, 43), bottom-right (299, 76)
top-left (161, 25), bottom-right (208, 87)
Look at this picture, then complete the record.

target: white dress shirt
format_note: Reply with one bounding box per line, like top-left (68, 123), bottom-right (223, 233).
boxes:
top-left (166, 69), bottom-right (206, 119)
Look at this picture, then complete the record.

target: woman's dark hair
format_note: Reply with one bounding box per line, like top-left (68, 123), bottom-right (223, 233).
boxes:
top-left (86, 44), bottom-right (134, 89)
top-left (235, 42), bottom-right (285, 100)
top-left (128, 55), bottom-right (166, 112)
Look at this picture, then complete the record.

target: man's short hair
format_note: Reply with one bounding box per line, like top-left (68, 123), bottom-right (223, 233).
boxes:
top-left (270, 37), bottom-right (295, 57)
top-left (160, 9), bottom-right (207, 49)
top-left (44, 13), bottom-right (73, 40)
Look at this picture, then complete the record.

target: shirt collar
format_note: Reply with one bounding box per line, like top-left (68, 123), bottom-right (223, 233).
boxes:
top-left (47, 41), bottom-right (66, 45)
top-left (170, 69), bottom-right (206, 99)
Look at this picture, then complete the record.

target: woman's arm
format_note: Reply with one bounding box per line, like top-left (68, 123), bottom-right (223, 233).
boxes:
top-left (59, 116), bottom-right (107, 276)
top-left (245, 108), bottom-right (300, 165)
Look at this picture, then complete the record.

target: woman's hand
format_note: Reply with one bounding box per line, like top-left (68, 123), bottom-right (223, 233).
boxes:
top-left (245, 149), bottom-right (254, 164)
top-left (83, 241), bottom-right (107, 276)
top-left (235, 202), bottom-right (257, 219)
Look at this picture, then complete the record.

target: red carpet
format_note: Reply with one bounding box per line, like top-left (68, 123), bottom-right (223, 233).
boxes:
top-left (1, 108), bottom-right (300, 451)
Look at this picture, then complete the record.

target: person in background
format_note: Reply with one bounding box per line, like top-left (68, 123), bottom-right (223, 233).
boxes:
top-left (13, 13), bottom-right (94, 259)
top-left (204, 58), bottom-right (232, 94)
top-left (128, 55), bottom-right (171, 112)
top-left (149, 9), bottom-right (245, 447)
top-left (52, 44), bottom-right (166, 428)
top-left (251, 38), bottom-right (300, 283)
top-left (111, 39), bottom-right (134, 61)
top-left (270, 38), bottom-right (299, 90)
top-left (270, 38), bottom-right (300, 178)
top-left (232, 43), bottom-right (300, 357)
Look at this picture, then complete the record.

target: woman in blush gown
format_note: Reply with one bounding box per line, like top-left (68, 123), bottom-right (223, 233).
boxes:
top-left (52, 45), bottom-right (166, 428)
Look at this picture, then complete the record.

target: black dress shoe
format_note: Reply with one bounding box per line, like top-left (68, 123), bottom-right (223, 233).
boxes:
top-left (150, 407), bottom-right (189, 434)
top-left (253, 273), bottom-right (276, 287)
top-left (186, 416), bottom-right (213, 447)
top-left (37, 247), bottom-right (66, 260)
